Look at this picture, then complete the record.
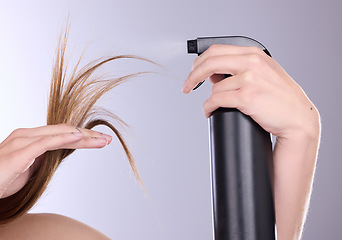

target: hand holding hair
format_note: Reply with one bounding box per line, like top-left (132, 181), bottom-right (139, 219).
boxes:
top-left (0, 124), bottom-right (112, 199)
top-left (0, 26), bottom-right (144, 225)
top-left (183, 44), bottom-right (321, 239)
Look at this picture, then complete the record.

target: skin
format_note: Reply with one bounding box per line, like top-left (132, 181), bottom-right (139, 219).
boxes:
top-left (0, 45), bottom-right (320, 239)
top-left (0, 124), bottom-right (113, 198)
top-left (182, 45), bottom-right (321, 239)
top-left (0, 213), bottom-right (110, 240)
top-left (0, 124), bottom-right (113, 239)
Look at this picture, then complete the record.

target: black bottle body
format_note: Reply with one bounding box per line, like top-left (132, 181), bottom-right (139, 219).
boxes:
top-left (209, 108), bottom-right (275, 240)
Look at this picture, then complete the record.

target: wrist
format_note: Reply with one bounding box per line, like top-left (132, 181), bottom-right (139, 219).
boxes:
top-left (280, 106), bottom-right (321, 145)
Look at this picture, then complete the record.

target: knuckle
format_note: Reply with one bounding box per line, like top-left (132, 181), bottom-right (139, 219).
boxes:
top-left (250, 46), bottom-right (264, 55)
top-left (241, 71), bottom-right (255, 85)
top-left (202, 105), bottom-right (208, 116)
top-left (248, 53), bottom-right (265, 68)
top-left (193, 45), bottom-right (221, 70)
top-left (210, 93), bottom-right (221, 106)
top-left (37, 135), bottom-right (59, 151)
top-left (10, 128), bottom-right (25, 138)
top-left (207, 44), bottom-right (221, 53)
top-left (202, 99), bottom-right (211, 113)
top-left (211, 83), bottom-right (220, 94)
top-left (239, 88), bottom-right (253, 106)
top-left (203, 56), bottom-right (217, 69)
top-left (193, 56), bottom-right (201, 67)
top-left (193, 60), bottom-right (199, 69)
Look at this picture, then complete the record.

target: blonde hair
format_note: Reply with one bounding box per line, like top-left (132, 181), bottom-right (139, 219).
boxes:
top-left (0, 27), bottom-right (148, 224)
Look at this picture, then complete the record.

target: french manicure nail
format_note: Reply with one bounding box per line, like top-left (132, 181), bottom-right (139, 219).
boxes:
top-left (101, 133), bottom-right (112, 144)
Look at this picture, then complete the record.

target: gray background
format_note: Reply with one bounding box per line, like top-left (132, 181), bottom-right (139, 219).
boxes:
top-left (0, 0), bottom-right (341, 239)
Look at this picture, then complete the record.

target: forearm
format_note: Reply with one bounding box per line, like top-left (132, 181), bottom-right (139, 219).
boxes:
top-left (273, 124), bottom-right (321, 239)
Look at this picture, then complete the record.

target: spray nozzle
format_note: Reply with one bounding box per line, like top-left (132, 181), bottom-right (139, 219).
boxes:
top-left (187, 40), bottom-right (198, 54)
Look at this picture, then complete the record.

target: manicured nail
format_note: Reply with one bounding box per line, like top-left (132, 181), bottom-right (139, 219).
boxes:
top-left (107, 136), bottom-right (112, 145)
top-left (101, 133), bottom-right (112, 145)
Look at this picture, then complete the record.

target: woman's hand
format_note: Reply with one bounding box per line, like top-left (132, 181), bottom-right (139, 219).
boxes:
top-left (0, 124), bottom-right (113, 199)
top-left (183, 44), bottom-right (321, 239)
top-left (182, 44), bottom-right (320, 140)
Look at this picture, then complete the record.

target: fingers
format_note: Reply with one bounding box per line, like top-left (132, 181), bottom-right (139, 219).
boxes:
top-left (0, 131), bottom-right (111, 158)
top-left (183, 55), bottom-right (242, 93)
top-left (11, 132), bottom-right (84, 162)
top-left (2, 124), bottom-right (112, 147)
top-left (0, 125), bottom-right (113, 198)
top-left (194, 45), bottom-right (264, 70)
top-left (5, 131), bottom-right (109, 173)
top-left (203, 91), bottom-right (241, 118)
top-left (60, 135), bottom-right (110, 149)
top-left (184, 45), bottom-right (273, 118)
top-left (25, 132), bottom-right (111, 157)
top-left (183, 45), bottom-right (268, 93)
top-left (0, 131), bottom-right (98, 197)
top-left (211, 75), bottom-right (241, 93)
top-left (1, 132), bottom-right (83, 178)
top-left (28, 124), bottom-right (112, 141)
top-left (73, 127), bottom-right (112, 144)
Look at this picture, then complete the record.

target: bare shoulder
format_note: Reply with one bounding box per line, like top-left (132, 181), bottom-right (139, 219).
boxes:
top-left (0, 213), bottom-right (111, 240)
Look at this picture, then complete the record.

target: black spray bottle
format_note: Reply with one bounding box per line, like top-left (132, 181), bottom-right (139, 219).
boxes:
top-left (187, 36), bottom-right (275, 240)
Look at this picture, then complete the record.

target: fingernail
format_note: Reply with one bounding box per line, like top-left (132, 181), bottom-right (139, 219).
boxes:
top-left (101, 133), bottom-right (112, 145)
top-left (107, 136), bottom-right (112, 145)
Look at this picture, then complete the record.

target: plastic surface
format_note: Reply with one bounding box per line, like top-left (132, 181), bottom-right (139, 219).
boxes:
top-left (209, 108), bottom-right (275, 240)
